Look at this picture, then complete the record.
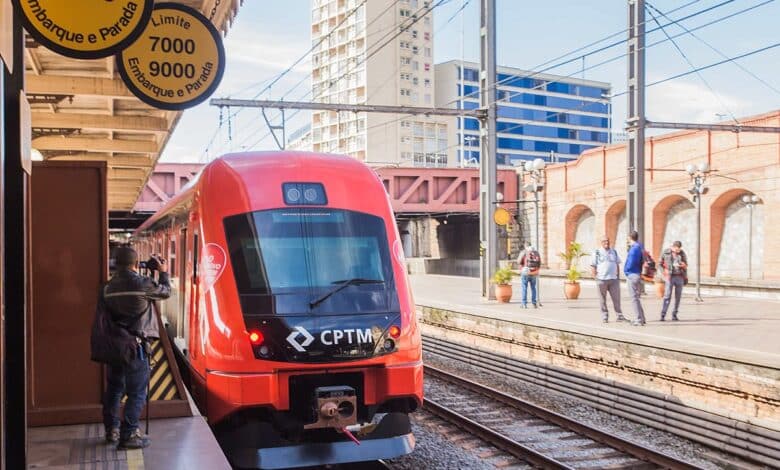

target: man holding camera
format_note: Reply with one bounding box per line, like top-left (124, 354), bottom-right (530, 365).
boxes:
top-left (102, 247), bottom-right (170, 449)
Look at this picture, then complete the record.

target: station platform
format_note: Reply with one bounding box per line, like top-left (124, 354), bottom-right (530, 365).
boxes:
top-left (411, 273), bottom-right (780, 431)
top-left (27, 416), bottom-right (230, 470)
top-left (410, 274), bottom-right (780, 367)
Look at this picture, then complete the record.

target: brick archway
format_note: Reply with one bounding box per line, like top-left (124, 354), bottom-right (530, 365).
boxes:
top-left (652, 194), bottom-right (691, 258)
top-left (565, 203), bottom-right (594, 248)
top-left (710, 188), bottom-right (757, 276)
top-left (605, 200), bottom-right (626, 246)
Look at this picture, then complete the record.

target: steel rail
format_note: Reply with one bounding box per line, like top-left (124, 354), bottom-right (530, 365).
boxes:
top-left (426, 365), bottom-right (700, 470)
top-left (422, 334), bottom-right (780, 468)
top-left (423, 397), bottom-right (574, 470)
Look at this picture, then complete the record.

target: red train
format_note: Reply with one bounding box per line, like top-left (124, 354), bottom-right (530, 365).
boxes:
top-left (134, 152), bottom-right (423, 468)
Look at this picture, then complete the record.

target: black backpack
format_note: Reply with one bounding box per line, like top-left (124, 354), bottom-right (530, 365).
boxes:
top-left (90, 286), bottom-right (138, 366)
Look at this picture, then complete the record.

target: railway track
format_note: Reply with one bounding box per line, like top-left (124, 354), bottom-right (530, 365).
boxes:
top-left (424, 365), bottom-right (699, 469)
top-left (423, 334), bottom-right (780, 468)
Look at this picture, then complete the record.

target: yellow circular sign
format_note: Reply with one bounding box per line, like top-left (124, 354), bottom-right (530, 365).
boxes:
top-left (494, 208), bottom-right (512, 226)
top-left (117, 3), bottom-right (225, 111)
top-left (14, 0), bottom-right (153, 59)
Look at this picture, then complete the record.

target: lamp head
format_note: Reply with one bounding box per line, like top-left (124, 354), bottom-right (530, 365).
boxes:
top-left (496, 192), bottom-right (504, 202)
top-left (741, 194), bottom-right (750, 203)
top-left (532, 158), bottom-right (546, 171)
top-left (751, 195), bottom-right (760, 203)
top-left (697, 161), bottom-right (710, 173)
top-left (685, 164), bottom-right (696, 175)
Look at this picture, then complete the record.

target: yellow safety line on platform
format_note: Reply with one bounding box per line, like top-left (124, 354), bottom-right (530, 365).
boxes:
top-left (126, 448), bottom-right (145, 470)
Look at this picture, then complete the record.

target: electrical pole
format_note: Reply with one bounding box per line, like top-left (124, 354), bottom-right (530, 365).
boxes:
top-left (479, 0), bottom-right (498, 299)
top-left (626, 0), bottom-right (646, 241)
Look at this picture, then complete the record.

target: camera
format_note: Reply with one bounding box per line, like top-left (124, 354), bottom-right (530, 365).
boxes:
top-left (145, 254), bottom-right (165, 271)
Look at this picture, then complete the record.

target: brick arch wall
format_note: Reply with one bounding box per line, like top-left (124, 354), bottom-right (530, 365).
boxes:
top-left (710, 188), bottom-right (754, 277)
top-left (652, 194), bottom-right (691, 259)
top-left (605, 200), bottom-right (626, 245)
top-left (565, 204), bottom-right (594, 250)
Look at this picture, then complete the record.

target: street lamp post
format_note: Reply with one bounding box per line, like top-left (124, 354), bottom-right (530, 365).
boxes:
top-left (741, 194), bottom-right (761, 279)
top-left (686, 161), bottom-right (710, 302)
top-left (521, 158), bottom-right (546, 306)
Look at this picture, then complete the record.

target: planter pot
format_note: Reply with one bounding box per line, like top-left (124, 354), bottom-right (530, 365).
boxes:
top-left (564, 281), bottom-right (581, 300)
top-left (655, 280), bottom-right (666, 298)
top-left (495, 284), bottom-right (513, 303)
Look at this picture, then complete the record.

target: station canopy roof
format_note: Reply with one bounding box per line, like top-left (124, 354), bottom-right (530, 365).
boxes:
top-left (24, 0), bottom-right (243, 211)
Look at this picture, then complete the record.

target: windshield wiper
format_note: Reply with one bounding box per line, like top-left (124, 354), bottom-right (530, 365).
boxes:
top-left (309, 278), bottom-right (384, 308)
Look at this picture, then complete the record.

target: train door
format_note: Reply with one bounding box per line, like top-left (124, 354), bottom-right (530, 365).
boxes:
top-left (187, 233), bottom-right (199, 359)
top-left (177, 227), bottom-right (187, 343)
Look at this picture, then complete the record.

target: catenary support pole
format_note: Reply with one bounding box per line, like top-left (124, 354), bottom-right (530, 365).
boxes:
top-left (626, 0), bottom-right (646, 241)
top-left (479, 0), bottom-right (498, 299)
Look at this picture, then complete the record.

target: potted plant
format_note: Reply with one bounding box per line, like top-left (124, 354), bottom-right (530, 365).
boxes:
top-left (558, 241), bottom-right (585, 300)
top-left (492, 267), bottom-right (515, 303)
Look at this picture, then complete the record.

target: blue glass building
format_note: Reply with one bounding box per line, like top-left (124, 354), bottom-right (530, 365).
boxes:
top-left (434, 61), bottom-right (612, 166)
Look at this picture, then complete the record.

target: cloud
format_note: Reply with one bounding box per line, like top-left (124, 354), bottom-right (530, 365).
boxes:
top-left (646, 80), bottom-right (751, 123)
top-left (224, 29), bottom-right (311, 73)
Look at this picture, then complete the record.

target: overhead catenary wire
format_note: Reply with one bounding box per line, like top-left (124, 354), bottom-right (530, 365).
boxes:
top-left (645, 0), bottom-right (780, 99)
top-left (644, 1), bottom-right (740, 123)
top-left (240, 0), bottom-right (455, 152)
top-left (363, 0), bottom-right (774, 139)
top-left (219, 0), bottom-right (744, 154)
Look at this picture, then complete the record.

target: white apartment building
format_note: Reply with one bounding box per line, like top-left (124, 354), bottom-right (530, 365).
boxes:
top-left (310, 0), bottom-right (448, 166)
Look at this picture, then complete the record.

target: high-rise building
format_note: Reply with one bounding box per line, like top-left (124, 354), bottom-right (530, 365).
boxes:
top-left (435, 61), bottom-right (612, 166)
top-left (310, 0), bottom-right (447, 166)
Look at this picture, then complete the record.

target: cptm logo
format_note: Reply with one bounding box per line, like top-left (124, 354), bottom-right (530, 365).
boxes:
top-left (286, 326), bottom-right (372, 352)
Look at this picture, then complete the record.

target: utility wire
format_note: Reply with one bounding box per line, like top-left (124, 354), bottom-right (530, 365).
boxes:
top-left (365, 0), bottom-right (751, 136)
top-left (612, 41), bottom-right (780, 98)
top-left (646, 0), bottom-right (780, 98)
top-left (201, 0), bottom-right (370, 159)
top-left (644, 2), bottom-right (740, 123)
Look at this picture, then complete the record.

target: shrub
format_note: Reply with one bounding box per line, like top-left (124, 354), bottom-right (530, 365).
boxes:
top-left (492, 267), bottom-right (515, 285)
top-left (558, 241), bottom-right (585, 283)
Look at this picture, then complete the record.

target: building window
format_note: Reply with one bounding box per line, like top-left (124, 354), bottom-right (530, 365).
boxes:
top-left (412, 76), bottom-right (419, 85)
top-left (424, 78), bottom-right (431, 87)
top-left (412, 61), bottom-right (419, 71)
top-left (412, 30), bottom-right (418, 39)
top-left (424, 31), bottom-right (430, 40)
top-left (424, 47), bottom-right (431, 57)
top-left (424, 93), bottom-right (431, 104)
top-left (400, 9), bottom-right (411, 17)
top-left (401, 57), bottom-right (411, 65)
top-left (424, 63), bottom-right (430, 71)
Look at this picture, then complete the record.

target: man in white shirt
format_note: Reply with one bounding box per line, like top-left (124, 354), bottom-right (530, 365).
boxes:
top-left (591, 235), bottom-right (626, 323)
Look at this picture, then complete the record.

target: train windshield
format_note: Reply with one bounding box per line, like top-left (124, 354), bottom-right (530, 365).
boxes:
top-left (223, 208), bottom-right (399, 315)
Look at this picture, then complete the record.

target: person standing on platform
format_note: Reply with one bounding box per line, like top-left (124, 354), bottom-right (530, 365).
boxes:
top-left (101, 247), bottom-right (170, 449)
top-left (518, 243), bottom-right (541, 308)
top-left (659, 240), bottom-right (688, 321)
top-left (623, 230), bottom-right (646, 326)
top-left (591, 235), bottom-right (626, 323)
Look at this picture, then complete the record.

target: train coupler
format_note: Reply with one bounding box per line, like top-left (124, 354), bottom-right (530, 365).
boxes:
top-left (303, 386), bottom-right (357, 430)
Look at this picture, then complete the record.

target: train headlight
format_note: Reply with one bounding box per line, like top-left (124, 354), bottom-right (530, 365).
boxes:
top-left (388, 325), bottom-right (401, 339)
top-left (283, 182), bottom-right (327, 205)
top-left (383, 339), bottom-right (395, 351)
top-left (248, 329), bottom-right (264, 345)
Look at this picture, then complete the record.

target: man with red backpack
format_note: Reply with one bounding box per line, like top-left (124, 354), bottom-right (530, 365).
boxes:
top-left (518, 243), bottom-right (541, 308)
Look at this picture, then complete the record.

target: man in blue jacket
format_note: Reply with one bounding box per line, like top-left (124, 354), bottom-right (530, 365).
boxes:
top-left (623, 230), bottom-right (646, 326)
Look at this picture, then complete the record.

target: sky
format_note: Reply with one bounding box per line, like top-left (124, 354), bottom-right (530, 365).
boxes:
top-left (160, 0), bottom-right (780, 163)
